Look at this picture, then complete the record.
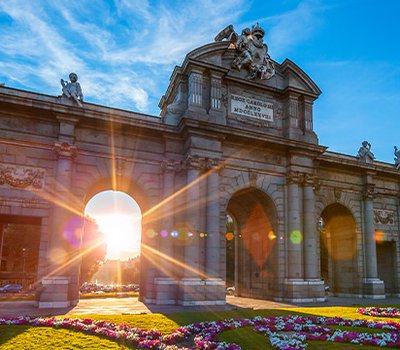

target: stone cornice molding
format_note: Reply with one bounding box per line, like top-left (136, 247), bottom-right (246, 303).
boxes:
top-left (53, 142), bottom-right (78, 159)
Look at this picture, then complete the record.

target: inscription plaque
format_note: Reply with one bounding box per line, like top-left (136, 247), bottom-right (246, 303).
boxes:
top-left (230, 94), bottom-right (273, 121)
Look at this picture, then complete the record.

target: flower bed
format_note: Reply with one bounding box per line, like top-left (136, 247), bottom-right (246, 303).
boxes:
top-left (1, 314), bottom-right (400, 349)
top-left (358, 307), bottom-right (400, 318)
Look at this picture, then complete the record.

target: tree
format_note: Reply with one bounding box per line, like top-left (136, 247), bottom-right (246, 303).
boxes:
top-left (121, 256), bottom-right (140, 284)
top-left (80, 217), bottom-right (107, 283)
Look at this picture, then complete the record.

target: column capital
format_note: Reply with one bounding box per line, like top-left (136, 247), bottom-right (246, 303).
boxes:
top-left (287, 171), bottom-right (304, 185)
top-left (161, 159), bottom-right (181, 173)
top-left (364, 183), bottom-right (376, 200)
top-left (206, 158), bottom-right (221, 171)
top-left (303, 173), bottom-right (317, 186)
top-left (53, 142), bottom-right (77, 159)
top-left (183, 154), bottom-right (206, 171)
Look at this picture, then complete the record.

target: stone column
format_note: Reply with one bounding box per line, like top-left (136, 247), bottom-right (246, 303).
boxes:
top-left (287, 171), bottom-right (303, 279)
top-left (179, 155), bottom-right (205, 305)
top-left (155, 159), bottom-right (179, 304)
top-left (184, 155), bottom-right (202, 276)
top-left (363, 181), bottom-right (385, 298)
top-left (205, 158), bottom-right (225, 303)
top-left (39, 141), bottom-right (78, 308)
top-left (303, 174), bottom-right (325, 300)
top-left (303, 174), bottom-right (318, 279)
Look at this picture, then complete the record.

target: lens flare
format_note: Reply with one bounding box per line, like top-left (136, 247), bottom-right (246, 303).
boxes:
top-left (268, 231), bottom-right (277, 240)
top-left (226, 232), bottom-right (234, 241)
top-left (160, 229), bottom-right (168, 238)
top-left (145, 228), bottom-right (158, 238)
top-left (374, 230), bottom-right (385, 243)
top-left (290, 230), bottom-right (302, 244)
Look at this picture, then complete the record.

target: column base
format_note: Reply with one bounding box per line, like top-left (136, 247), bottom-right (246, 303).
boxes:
top-left (362, 278), bottom-right (385, 299)
top-left (284, 279), bottom-right (326, 302)
top-left (204, 278), bottom-right (226, 303)
top-left (177, 278), bottom-right (226, 306)
top-left (37, 276), bottom-right (77, 308)
top-left (154, 277), bottom-right (178, 305)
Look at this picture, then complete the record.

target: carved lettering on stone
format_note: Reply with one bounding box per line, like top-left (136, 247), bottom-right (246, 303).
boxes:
top-left (374, 209), bottom-right (395, 225)
top-left (0, 164), bottom-right (45, 190)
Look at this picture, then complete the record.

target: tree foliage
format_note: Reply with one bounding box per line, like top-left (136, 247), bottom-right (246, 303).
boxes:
top-left (80, 218), bottom-right (107, 283)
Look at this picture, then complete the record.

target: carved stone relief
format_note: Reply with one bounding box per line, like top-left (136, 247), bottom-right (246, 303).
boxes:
top-left (374, 209), bottom-right (395, 226)
top-left (0, 164), bottom-right (45, 190)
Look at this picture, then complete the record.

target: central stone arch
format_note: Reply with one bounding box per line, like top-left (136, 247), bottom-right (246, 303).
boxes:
top-left (226, 187), bottom-right (279, 299)
top-left (319, 203), bottom-right (359, 296)
top-left (81, 176), bottom-right (157, 302)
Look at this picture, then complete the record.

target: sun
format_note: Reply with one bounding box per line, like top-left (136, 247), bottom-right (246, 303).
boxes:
top-left (84, 191), bottom-right (142, 260)
top-left (95, 213), bottom-right (141, 260)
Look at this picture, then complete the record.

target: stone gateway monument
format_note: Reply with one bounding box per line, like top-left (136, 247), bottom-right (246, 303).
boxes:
top-left (0, 23), bottom-right (398, 308)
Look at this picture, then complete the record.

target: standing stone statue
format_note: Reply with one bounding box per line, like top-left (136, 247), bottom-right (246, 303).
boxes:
top-left (394, 146), bottom-right (400, 169)
top-left (356, 141), bottom-right (375, 163)
top-left (61, 73), bottom-right (83, 107)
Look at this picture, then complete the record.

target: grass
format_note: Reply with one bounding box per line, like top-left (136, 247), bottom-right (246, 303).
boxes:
top-left (1, 305), bottom-right (400, 349)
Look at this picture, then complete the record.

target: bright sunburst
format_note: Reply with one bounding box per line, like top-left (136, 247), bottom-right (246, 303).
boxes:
top-left (95, 213), bottom-right (141, 260)
top-left (85, 191), bottom-right (142, 260)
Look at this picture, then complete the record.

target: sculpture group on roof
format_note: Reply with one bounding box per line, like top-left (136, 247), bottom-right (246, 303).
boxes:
top-left (215, 23), bottom-right (275, 80)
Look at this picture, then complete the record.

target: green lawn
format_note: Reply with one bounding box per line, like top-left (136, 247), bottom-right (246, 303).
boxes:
top-left (1, 305), bottom-right (400, 349)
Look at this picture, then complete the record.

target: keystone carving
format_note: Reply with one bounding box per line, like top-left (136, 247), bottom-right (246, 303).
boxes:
top-left (248, 171), bottom-right (258, 186)
top-left (0, 164), bottom-right (45, 190)
top-left (374, 209), bottom-right (395, 225)
top-left (334, 188), bottom-right (342, 202)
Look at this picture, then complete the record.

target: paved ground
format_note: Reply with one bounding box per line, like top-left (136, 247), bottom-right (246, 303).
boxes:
top-left (1, 295), bottom-right (400, 317)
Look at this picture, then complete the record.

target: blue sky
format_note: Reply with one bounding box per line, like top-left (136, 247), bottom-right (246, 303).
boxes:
top-left (0, 0), bottom-right (399, 162)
